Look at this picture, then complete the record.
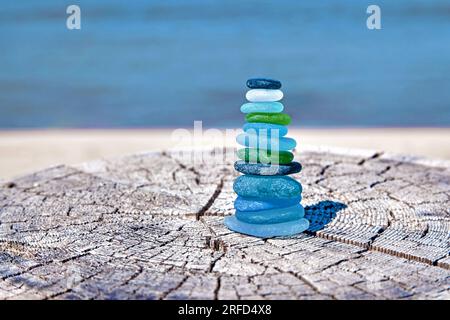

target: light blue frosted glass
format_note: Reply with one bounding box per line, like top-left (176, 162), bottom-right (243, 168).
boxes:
top-left (224, 215), bottom-right (309, 238)
top-left (236, 133), bottom-right (296, 151)
top-left (243, 123), bottom-right (288, 137)
top-left (236, 204), bottom-right (305, 224)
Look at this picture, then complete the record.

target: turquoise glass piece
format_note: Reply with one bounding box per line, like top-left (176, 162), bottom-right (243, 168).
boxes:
top-left (234, 196), bottom-right (301, 212)
top-left (233, 175), bottom-right (302, 200)
top-left (236, 204), bottom-right (305, 224)
top-left (224, 215), bottom-right (309, 238)
top-left (241, 102), bottom-right (284, 114)
top-left (243, 123), bottom-right (288, 137)
top-left (236, 133), bottom-right (296, 151)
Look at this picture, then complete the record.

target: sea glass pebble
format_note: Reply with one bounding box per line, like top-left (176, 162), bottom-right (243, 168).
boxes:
top-left (246, 112), bottom-right (291, 125)
top-left (237, 148), bottom-right (294, 165)
top-left (224, 215), bottom-right (310, 238)
top-left (233, 175), bottom-right (302, 199)
top-left (234, 196), bottom-right (301, 212)
top-left (234, 160), bottom-right (302, 176)
top-left (246, 89), bottom-right (283, 102)
top-left (236, 133), bottom-right (296, 151)
top-left (243, 123), bottom-right (288, 137)
top-left (236, 204), bottom-right (305, 224)
top-left (246, 78), bottom-right (282, 90)
top-left (241, 102), bottom-right (284, 114)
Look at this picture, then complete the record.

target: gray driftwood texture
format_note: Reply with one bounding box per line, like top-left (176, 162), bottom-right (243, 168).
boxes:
top-left (0, 148), bottom-right (449, 300)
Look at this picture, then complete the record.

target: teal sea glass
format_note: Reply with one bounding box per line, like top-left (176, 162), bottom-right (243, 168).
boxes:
top-left (236, 204), bottom-right (305, 224)
top-left (233, 175), bottom-right (302, 200)
top-left (234, 196), bottom-right (301, 212)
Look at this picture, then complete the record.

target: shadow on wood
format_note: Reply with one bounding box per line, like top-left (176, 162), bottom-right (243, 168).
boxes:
top-left (305, 200), bottom-right (347, 232)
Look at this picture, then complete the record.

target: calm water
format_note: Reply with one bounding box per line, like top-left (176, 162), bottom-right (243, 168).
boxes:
top-left (0, 0), bottom-right (449, 128)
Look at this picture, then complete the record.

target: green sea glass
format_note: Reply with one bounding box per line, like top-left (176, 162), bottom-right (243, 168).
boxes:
top-left (245, 112), bottom-right (291, 125)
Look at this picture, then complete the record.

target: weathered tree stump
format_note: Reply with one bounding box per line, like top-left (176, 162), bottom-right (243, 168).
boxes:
top-left (0, 147), bottom-right (449, 300)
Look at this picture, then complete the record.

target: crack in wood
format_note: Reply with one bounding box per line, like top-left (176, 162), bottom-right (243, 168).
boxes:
top-left (357, 152), bottom-right (384, 166)
top-left (195, 178), bottom-right (224, 220)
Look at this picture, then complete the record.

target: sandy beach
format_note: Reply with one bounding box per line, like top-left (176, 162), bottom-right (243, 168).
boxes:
top-left (0, 128), bottom-right (449, 180)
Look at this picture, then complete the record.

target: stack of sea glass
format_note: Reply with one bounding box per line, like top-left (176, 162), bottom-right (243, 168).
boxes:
top-left (224, 78), bottom-right (310, 238)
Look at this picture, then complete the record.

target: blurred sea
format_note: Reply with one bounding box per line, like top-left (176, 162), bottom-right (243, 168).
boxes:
top-left (0, 0), bottom-right (449, 128)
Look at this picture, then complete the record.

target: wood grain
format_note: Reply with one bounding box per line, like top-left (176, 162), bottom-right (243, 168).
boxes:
top-left (0, 148), bottom-right (448, 299)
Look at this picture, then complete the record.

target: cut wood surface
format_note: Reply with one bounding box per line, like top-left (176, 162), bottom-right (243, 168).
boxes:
top-left (0, 148), bottom-right (449, 300)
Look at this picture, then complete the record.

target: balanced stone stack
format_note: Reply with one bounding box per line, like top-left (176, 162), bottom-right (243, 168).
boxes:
top-left (224, 78), bottom-right (310, 238)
